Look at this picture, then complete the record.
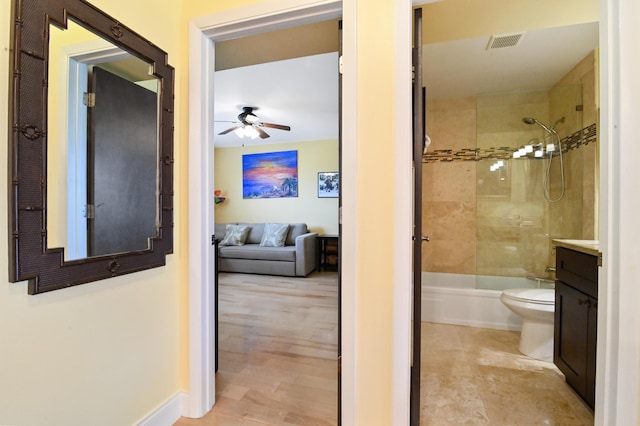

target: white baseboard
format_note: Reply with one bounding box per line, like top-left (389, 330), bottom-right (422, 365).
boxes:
top-left (422, 285), bottom-right (523, 331)
top-left (136, 391), bottom-right (187, 426)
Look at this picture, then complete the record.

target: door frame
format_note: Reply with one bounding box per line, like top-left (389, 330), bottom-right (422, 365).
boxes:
top-left (186, 0), bottom-right (344, 418)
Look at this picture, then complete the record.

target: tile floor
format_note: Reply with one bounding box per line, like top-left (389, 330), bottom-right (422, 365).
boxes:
top-left (420, 322), bottom-right (594, 425)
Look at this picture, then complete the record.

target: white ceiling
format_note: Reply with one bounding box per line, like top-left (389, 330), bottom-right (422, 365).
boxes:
top-left (213, 22), bottom-right (598, 147)
top-left (213, 52), bottom-right (339, 147)
top-left (424, 22), bottom-right (599, 99)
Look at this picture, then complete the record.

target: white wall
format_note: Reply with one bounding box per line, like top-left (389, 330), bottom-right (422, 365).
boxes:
top-left (597, 0), bottom-right (640, 423)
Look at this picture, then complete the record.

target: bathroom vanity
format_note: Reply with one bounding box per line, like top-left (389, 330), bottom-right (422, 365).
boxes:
top-left (553, 239), bottom-right (601, 409)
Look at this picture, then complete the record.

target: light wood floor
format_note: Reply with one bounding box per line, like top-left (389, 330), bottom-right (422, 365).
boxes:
top-left (175, 271), bottom-right (339, 426)
top-left (174, 272), bottom-right (593, 426)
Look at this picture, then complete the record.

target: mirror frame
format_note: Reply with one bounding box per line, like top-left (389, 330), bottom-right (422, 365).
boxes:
top-left (8, 0), bottom-right (174, 294)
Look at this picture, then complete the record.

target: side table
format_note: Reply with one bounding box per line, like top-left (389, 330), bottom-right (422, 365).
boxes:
top-left (317, 234), bottom-right (339, 271)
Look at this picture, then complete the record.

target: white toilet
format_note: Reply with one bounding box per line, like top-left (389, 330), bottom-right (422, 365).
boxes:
top-left (500, 288), bottom-right (555, 362)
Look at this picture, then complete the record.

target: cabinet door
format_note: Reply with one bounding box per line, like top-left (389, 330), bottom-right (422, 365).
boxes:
top-left (554, 281), bottom-right (589, 402)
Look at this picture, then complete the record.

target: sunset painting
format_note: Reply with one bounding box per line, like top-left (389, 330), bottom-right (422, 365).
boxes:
top-left (242, 150), bottom-right (298, 199)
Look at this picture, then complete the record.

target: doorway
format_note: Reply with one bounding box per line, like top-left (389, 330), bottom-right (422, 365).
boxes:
top-left (211, 24), bottom-right (340, 425)
top-left (186, 1), bottom-right (343, 419)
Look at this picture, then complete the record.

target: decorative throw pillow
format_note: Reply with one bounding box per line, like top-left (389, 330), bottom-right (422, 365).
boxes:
top-left (219, 224), bottom-right (251, 246)
top-left (259, 223), bottom-right (290, 247)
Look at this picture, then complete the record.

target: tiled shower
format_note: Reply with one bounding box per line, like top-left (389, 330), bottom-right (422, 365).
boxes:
top-left (422, 51), bottom-right (598, 290)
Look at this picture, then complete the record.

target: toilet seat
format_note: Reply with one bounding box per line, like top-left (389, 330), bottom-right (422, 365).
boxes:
top-left (502, 288), bottom-right (555, 305)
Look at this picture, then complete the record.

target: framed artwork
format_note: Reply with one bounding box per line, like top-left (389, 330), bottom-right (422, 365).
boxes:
top-left (242, 150), bottom-right (298, 198)
top-left (318, 171), bottom-right (339, 198)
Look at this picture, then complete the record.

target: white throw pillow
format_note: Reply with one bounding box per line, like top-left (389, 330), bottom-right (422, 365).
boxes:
top-left (219, 224), bottom-right (251, 246)
top-left (259, 223), bottom-right (290, 247)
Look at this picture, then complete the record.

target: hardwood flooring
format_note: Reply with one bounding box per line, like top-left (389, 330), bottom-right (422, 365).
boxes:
top-left (174, 272), bottom-right (594, 426)
top-left (175, 271), bottom-right (339, 426)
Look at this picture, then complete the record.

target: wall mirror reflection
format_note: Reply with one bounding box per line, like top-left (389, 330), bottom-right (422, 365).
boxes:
top-left (48, 18), bottom-right (160, 261)
top-left (8, 0), bottom-right (174, 294)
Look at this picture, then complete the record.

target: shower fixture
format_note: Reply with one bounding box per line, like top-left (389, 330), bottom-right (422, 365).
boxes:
top-left (522, 116), bottom-right (566, 203)
top-left (522, 116), bottom-right (565, 134)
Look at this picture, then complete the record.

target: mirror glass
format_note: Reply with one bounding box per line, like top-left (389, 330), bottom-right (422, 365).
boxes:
top-left (47, 18), bottom-right (160, 261)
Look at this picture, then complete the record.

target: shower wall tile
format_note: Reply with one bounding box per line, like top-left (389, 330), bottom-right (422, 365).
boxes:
top-left (423, 239), bottom-right (476, 274)
top-left (430, 162), bottom-right (476, 202)
top-left (550, 84), bottom-right (584, 137)
top-left (476, 90), bottom-right (549, 149)
top-left (424, 201), bottom-right (476, 242)
top-left (582, 142), bottom-right (597, 239)
top-left (427, 97), bottom-right (476, 151)
top-left (422, 163), bottom-right (434, 201)
top-left (422, 197), bottom-right (476, 274)
top-left (582, 66), bottom-right (597, 130)
top-left (554, 50), bottom-right (598, 240)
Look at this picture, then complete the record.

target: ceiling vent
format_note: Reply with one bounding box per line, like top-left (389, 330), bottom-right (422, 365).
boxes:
top-left (486, 32), bottom-right (525, 50)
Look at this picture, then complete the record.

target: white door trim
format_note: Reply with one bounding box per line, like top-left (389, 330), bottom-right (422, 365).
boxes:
top-left (187, 0), bottom-right (343, 419)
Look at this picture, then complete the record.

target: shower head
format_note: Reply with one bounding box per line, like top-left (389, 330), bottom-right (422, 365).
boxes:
top-left (522, 117), bottom-right (559, 134)
top-left (551, 116), bottom-right (565, 130)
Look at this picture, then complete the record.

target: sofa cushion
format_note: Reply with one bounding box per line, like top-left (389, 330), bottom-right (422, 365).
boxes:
top-left (217, 222), bottom-right (310, 246)
top-left (285, 223), bottom-right (309, 246)
top-left (218, 244), bottom-right (296, 262)
top-left (260, 223), bottom-right (290, 247)
top-left (219, 224), bottom-right (251, 246)
top-left (240, 223), bottom-right (265, 245)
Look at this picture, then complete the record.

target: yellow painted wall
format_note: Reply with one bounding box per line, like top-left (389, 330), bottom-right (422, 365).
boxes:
top-left (0, 0), bottom-right (605, 424)
top-left (0, 0), bottom-right (183, 425)
top-left (351, 1), bottom-right (397, 424)
top-left (214, 140), bottom-right (339, 235)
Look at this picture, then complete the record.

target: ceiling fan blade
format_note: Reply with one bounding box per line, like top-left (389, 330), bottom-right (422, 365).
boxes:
top-left (255, 126), bottom-right (270, 139)
top-left (260, 122), bottom-right (291, 131)
top-left (218, 125), bottom-right (241, 135)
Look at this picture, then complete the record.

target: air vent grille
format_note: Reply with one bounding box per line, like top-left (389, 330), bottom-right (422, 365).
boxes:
top-left (486, 33), bottom-right (525, 50)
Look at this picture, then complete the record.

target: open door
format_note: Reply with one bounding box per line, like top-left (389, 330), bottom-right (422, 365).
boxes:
top-left (410, 7), bottom-right (424, 426)
top-left (87, 67), bottom-right (158, 256)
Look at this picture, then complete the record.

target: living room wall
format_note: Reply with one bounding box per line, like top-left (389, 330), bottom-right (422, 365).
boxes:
top-left (214, 139), bottom-right (339, 234)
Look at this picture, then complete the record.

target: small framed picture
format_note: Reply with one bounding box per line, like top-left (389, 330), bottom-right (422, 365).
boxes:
top-left (318, 172), bottom-right (339, 198)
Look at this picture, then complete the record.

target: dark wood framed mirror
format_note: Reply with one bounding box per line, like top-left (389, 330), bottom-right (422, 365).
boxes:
top-left (8, 0), bottom-right (174, 294)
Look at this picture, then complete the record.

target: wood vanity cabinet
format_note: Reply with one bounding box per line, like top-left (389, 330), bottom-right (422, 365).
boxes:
top-left (554, 246), bottom-right (598, 409)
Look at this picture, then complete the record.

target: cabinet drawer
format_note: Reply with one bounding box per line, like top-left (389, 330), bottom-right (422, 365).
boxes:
top-left (556, 247), bottom-right (598, 298)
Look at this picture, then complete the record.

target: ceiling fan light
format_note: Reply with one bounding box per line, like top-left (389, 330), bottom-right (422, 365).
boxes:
top-left (245, 126), bottom-right (259, 139)
top-left (234, 127), bottom-right (245, 138)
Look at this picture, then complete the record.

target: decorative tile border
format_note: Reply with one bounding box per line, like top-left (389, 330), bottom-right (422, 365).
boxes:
top-left (423, 123), bottom-right (597, 163)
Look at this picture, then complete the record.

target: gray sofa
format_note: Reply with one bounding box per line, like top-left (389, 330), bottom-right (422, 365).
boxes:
top-left (215, 222), bottom-right (317, 277)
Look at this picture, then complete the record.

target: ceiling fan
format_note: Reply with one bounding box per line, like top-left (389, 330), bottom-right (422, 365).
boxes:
top-left (217, 106), bottom-right (291, 139)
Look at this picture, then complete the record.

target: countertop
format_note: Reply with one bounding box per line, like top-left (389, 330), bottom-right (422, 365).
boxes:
top-left (553, 239), bottom-right (602, 265)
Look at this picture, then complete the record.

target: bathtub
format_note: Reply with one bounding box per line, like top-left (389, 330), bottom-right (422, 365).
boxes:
top-left (421, 272), bottom-right (553, 331)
